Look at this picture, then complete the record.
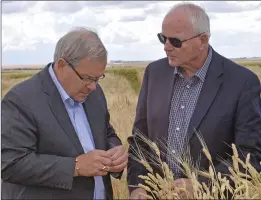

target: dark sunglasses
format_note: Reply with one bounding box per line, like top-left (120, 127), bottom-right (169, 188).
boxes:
top-left (157, 33), bottom-right (203, 48)
top-left (63, 59), bottom-right (105, 84)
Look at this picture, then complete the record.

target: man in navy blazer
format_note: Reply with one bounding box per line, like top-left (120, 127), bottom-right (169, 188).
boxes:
top-left (128, 2), bottom-right (261, 199)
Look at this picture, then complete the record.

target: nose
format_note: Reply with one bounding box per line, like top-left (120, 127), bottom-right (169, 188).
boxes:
top-left (164, 39), bottom-right (174, 51)
top-left (86, 81), bottom-right (97, 91)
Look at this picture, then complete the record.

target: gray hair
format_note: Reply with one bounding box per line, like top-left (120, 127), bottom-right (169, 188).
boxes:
top-left (53, 27), bottom-right (107, 67)
top-left (168, 2), bottom-right (211, 38)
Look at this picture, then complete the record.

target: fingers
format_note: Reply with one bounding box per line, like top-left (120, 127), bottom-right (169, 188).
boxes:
top-left (95, 163), bottom-right (109, 176)
top-left (130, 188), bottom-right (147, 200)
top-left (100, 157), bottom-right (112, 166)
top-left (173, 178), bottom-right (183, 184)
top-left (95, 149), bottom-right (112, 158)
top-left (86, 147), bottom-right (128, 175)
top-left (112, 150), bottom-right (128, 166)
top-left (174, 179), bottom-right (183, 185)
top-left (93, 150), bottom-right (113, 166)
top-left (174, 178), bottom-right (193, 197)
top-left (111, 149), bottom-right (121, 160)
top-left (110, 160), bottom-right (128, 172)
top-left (130, 193), bottom-right (142, 200)
top-left (107, 147), bottom-right (118, 157)
top-left (174, 179), bottom-right (186, 189)
top-left (138, 193), bottom-right (148, 200)
top-left (174, 178), bottom-right (185, 185)
top-left (106, 146), bottom-right (128, 172)
top-left (111, 146), bottom-right (126, 160)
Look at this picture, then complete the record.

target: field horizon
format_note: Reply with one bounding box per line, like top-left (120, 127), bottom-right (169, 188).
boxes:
top-left (2, 57), bottom-right (261, 70)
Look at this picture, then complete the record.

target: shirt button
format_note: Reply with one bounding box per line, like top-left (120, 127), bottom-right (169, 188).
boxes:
top-left (181, 105), bottom-right (185, 109)
top-left (186, 85), bottom-right (190, 89)
top-left (176, 127), bottom-right (180, 131)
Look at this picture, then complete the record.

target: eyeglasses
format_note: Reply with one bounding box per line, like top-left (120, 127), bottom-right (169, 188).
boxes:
top-left (157, 33), bottom-right (203, 48)
top-left (64, 59), bottom-right (105, 85)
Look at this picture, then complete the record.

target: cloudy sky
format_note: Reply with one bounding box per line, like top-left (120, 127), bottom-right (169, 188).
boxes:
top-left (2, 1), bottom-right (261, 66)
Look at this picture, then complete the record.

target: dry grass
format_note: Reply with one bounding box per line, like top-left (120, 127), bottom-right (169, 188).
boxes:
top-left (236, 60), bottom-right (261, 67)
top-left (99, 73), bottom-right (138, 199)
top-left (1, 63), bottom-right (261, 199)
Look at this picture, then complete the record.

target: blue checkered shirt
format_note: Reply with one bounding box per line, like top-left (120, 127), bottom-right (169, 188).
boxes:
top-left (167, 47), bottom-right (213, 178)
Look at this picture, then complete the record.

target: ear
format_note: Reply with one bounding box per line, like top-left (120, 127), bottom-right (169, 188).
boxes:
top-left (199, 33), bottom-right (209, 50)
top-left (200, 33), bottom-right (209, 45)
top-left (57, 58), bottom-right (66, 71)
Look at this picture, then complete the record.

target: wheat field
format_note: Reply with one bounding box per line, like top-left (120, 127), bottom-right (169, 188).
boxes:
top-left (1, 62), bottom-right (261, 199)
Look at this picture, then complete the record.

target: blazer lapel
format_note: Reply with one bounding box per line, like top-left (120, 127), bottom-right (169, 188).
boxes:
top-left (187, 51), bottom-right (224, 140)
top-left (160, 66), bottom-right (176, 142)
top-left (40, 64), bottom-right (84, 155)
top-left (154, 61), bottom-right (176, 161)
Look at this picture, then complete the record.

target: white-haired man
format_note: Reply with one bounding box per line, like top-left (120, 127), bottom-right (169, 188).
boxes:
top-left (2, 27), bottom-right (128, 200)
top-left (127, 2), bottom-right (261, 199)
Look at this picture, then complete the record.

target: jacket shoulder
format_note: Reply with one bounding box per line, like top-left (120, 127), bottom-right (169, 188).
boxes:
top-left (220, 54), bottom-right (260, 83)
top-left (143, 57), bottom-right (170, 76)
top-left (3, 71), bottom-right (42, 103)
top-left (147, 57), bottom-right (169, 69)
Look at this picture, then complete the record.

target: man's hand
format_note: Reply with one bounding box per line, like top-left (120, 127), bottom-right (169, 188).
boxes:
top-left (130, 188), bottom-right (147, 199)
top-left (174, 178), bottom-right (194, 199)
top-left (75, 149), bottom-right (112, 177)
top-left (107, 145), bottom-right (128, 173)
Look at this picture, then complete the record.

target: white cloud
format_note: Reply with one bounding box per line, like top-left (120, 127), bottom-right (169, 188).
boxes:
top-left (2, 2), bottom-right (60, 51)
top-left (200, 1), bottom-right (260, 13)
top-left (2, 1), bottom-right (261, 65)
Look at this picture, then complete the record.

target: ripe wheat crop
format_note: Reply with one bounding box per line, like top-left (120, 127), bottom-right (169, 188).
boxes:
top-left (129, 128), bottom-right (261, 199)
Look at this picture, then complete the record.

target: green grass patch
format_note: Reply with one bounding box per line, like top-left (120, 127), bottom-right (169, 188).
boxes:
top-left (236, 61), bottom-right (261, 68)
top-left (106, 68), bottom-right (141, 94)
top-left (6, 72), bottom-right (37, 79)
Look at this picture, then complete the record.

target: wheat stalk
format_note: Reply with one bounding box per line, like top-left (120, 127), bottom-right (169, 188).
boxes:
top-left (129, 128), bottom-right (261, 199)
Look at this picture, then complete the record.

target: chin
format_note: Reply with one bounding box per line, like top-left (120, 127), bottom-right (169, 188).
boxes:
top-left (74, 94), bottom-right (88, 103)
top-left (77, 98), bottom-right (87, 104)
top-left (168, 57), bottom-right (181, 67)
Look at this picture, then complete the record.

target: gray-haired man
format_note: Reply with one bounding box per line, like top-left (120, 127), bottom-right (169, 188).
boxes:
top-left (1, 27), bottom-right (128, 200)
top-left (127, 2), bottom-right (261, 199)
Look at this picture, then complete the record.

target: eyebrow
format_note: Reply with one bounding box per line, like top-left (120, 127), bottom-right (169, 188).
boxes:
top-left (82, 74), bottom-right (102, 80)
top-left (82, 74), bottom-right (97, 79)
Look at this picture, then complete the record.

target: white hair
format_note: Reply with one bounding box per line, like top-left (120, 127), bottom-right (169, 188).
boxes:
top-left (168, 2), bottom-right (211, 38)
top-left (54, 27), bottom-right (107, 67)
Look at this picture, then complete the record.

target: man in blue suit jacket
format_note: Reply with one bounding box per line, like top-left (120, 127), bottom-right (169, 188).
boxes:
top-left (128, 2), bottom-right (261, 199)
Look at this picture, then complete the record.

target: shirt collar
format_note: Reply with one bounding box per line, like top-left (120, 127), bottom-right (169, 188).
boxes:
top-left (195, 46), bottom-right (212, 82)
top-left (48, 63), bottom-right (75, 106)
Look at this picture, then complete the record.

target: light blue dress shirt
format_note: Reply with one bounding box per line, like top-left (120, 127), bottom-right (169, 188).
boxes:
top-left (49, 64), bottom-right (105, 199)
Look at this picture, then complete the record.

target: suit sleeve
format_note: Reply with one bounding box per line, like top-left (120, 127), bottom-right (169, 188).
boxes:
top-left (200, 73), bottom-right (261, 183)
top-left (106, 111), bottom-right (122, 149)
top-left (127, 65), bottom-right (150, 193)
top-left (106, 110), bottom-right (124, 179)
top-left (234, 74), bottom-right (261, 169)
top-left (1, 90), bottom-right (76, 190)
